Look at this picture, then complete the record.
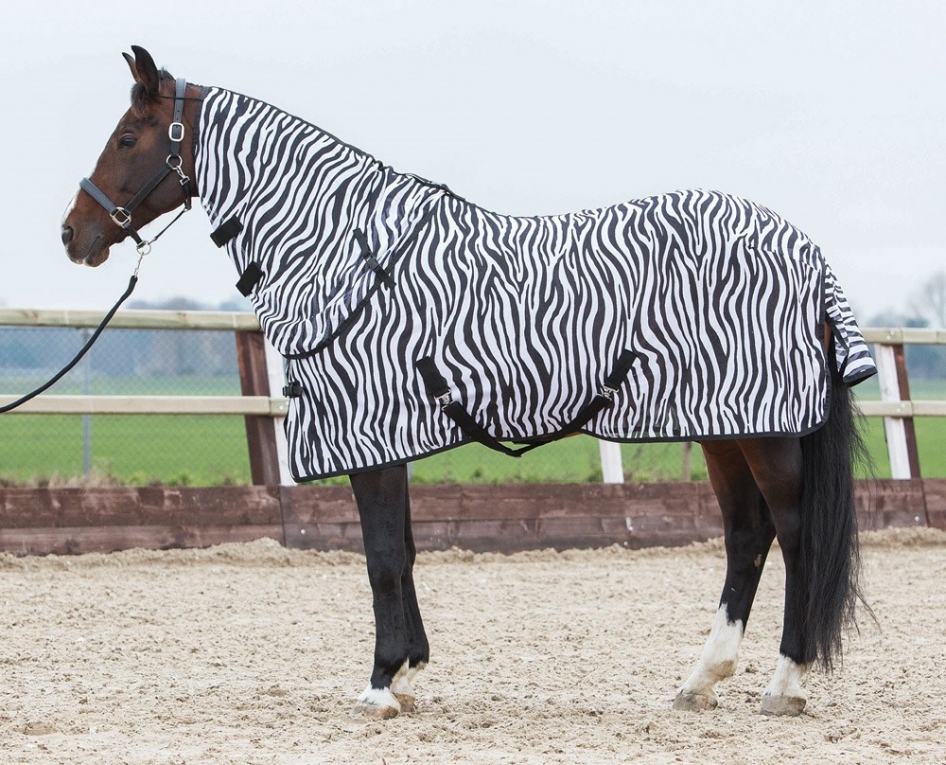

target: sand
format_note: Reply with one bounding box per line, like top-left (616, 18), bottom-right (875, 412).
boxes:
top-left (1, 527), bottom-right (945, 764)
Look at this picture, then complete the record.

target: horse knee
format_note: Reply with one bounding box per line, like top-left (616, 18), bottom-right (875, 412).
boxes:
top-left (365, 548), bottom-right (407, 596)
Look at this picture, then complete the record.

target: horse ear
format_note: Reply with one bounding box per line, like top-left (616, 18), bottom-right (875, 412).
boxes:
top-left (126, 45), bottom-right (160, 98)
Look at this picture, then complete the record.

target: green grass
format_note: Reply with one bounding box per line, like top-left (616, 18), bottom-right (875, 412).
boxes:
top-left (0, 415), bottom-right (251, 486)
top-left (852, 378), bottom-right (946, 479)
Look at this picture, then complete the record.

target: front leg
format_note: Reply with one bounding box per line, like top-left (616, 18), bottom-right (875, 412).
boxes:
top-left (350, 465), bottom-right (412, 719)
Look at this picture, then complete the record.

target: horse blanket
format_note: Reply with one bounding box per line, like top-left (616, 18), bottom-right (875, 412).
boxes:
top-left (195, 87), bottom-right (876, 481)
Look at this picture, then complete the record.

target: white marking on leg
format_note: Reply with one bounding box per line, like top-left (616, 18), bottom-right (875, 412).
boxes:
top-left (677, 606), bottom-right (745, 700)
top-left (356, 683), bottom-right (401, 715)
top-left (764, 654), bottom-right (808, 700)
top-left (391, 659), bottom-right (426, 697)
top-left (390, 659), bottom-right (411, 697)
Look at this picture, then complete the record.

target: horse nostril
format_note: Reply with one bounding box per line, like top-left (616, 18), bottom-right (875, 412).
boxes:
top-left (61, 226), bottom-right (74, 246)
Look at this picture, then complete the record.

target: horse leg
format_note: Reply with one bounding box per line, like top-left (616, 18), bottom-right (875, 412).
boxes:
top-left (674, 440), bottom-right (776, 711)
top-left (389, 481), bottom-right (429, 713)
top-left (738, 437), bottom-right (810, 716)
top-left (349, 464), bottom-right (413, 719)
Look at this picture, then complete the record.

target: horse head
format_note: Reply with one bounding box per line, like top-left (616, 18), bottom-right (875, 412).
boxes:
top-left (62, 46), bottom-right (199, 267)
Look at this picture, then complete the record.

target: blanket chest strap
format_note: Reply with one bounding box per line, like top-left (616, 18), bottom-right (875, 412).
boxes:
top-left (417, 349), bottom-right (636, 458)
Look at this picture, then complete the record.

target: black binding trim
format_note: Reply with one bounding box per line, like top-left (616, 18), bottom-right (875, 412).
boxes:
top-left (418, 349), bottom-right (637, 458)
top-left (354, 228), bottom-right (395, 288)
top-left (211, 217), bottom-right (243, 247)
top-left (236, 262), bottom-right (264, 297)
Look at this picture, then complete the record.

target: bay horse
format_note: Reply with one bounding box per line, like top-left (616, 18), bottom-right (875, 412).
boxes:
top-left (61, 46), bottom-right (872, 719)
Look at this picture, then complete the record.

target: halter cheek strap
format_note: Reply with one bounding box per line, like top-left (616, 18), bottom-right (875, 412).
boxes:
top-left (79, 77), bottom-right (194, 255)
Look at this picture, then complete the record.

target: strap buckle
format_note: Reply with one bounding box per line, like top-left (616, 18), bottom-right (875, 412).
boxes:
top-left (599, 384), bottom-right (618, 401)
top-left (435, 390), bottom-right (453, 410)
top-left (168, 122), bottom-right (185, 142)
top-left (110, 207), bottom-right (132, 228)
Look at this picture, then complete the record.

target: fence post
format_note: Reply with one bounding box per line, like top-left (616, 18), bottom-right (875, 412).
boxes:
top-left (875, 341), bottom-right (921, 479)
top-left (599, 440), bottom-right (624, 483)
top-left (235, 330), bottom-right (281, 486)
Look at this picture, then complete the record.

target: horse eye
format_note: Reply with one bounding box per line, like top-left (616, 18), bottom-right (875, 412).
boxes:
top-left (119, 135), bottom-right (137, 148)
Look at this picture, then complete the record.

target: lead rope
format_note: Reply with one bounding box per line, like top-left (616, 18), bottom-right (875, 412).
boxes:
top-left (0, 254), bottom-right (146, 414)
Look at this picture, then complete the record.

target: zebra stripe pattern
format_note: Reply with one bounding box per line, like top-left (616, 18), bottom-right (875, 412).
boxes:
top-left (195, 87), bottom-right (876, 481)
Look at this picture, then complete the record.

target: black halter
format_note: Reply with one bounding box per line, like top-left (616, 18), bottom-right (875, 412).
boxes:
top-left (78, 77), bottom-right (193, 255)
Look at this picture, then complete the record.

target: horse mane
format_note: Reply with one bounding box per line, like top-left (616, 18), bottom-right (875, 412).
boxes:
top-left (130, 68), bottom-right (176, 116)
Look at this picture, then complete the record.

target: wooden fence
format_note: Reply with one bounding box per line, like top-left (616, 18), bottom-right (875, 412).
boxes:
top-left (1, 309), bottom-right (944, 555)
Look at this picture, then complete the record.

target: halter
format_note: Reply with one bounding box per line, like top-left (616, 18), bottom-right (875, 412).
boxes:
top-left (78, 77), bottom-right (193, 256)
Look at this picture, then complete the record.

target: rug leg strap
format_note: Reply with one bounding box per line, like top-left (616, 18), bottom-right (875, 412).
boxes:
top-left (417, 350), bottom-right (635, 458)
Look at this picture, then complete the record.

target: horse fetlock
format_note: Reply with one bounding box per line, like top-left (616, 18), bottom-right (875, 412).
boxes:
top-left (391, 661), bottom-right (418, 713)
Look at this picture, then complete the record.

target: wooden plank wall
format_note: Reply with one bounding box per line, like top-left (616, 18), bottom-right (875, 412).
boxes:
top-left (0, 480), bottom-right (943, 557)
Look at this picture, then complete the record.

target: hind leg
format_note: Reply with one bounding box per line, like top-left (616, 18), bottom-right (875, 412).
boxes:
top-left (390, 484), bottom-right (429, 713)
top-left (675, 440), bottom-right (776, 711)
top-left (738, 437), bottom-right (810, 716)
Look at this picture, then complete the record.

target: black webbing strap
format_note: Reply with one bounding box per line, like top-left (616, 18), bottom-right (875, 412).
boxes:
top-left (354, 229), bottom-right (395, 288)
top-left (210, 217), bottom-right (243, 247)
top-left (417, 349), bottom-right (636, 458)
top-left (235, 262), bottom-right (264, 296)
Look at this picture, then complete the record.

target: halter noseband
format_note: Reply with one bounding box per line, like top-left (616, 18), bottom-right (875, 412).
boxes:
top-left (79, 77), bottom-right (193, 256)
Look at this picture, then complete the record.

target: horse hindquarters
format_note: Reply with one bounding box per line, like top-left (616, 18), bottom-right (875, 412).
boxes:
top-left (677, 361), bottom-right (864, 715)
top-left (349, 465), bottom-right (429, 718)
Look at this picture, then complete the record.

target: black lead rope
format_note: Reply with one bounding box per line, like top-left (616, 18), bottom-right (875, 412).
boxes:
top-left (0, 274), bottom-right (139, 414)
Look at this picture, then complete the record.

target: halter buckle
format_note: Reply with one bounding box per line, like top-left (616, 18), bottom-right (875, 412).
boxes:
top-left (110, 207), bottom-right (132, 228)
top-left (168, 122), bottom-right (185, 142)
top-left (435, 391), bottom-right (453, 411)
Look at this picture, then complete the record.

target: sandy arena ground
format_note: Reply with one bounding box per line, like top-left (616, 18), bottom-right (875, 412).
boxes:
top-left (1, 528), bottom-right (945, 764)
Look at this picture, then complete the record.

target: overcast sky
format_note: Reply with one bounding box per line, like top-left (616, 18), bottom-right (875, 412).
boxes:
top-left (1, 1), bottom-right (942, 321)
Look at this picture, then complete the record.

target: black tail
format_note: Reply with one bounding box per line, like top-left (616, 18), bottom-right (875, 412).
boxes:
top-left (798, 359), bottom-right (869, 670)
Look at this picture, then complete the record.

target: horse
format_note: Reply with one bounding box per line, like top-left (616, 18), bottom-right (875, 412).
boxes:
top-left (61, 46), bottom-right (875, 719)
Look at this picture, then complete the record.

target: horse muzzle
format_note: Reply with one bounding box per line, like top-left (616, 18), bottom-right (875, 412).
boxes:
top-left (62, 225), bottom-right (111, 267)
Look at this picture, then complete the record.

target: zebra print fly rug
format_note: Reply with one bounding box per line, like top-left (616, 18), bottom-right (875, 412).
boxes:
top-left (195, 87), bottom-right (876, 481)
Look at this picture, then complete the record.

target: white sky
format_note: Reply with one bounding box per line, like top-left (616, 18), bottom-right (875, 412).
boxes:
top-left (0, 0), bottom-right (942, 320)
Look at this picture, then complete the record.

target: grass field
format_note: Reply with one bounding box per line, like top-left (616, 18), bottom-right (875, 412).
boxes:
top-left (1, 379), bottom-right (943, 485)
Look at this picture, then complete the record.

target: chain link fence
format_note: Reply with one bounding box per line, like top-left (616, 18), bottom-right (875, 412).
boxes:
top-left (0, 324), bottom-right (249, 486)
